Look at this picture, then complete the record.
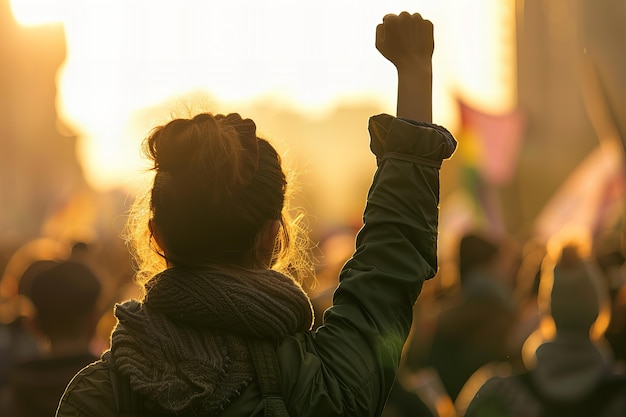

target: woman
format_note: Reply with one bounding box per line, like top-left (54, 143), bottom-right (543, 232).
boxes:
top-left (56, 12), bottom-right (456, 417)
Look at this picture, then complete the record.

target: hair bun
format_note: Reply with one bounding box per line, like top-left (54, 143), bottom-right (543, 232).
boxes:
top-left (147, 118), bottom-right (203, 175)
top-left (146, 112), bottom-right (260, 199)
top-left (215, 113), bottom-right (259, 185)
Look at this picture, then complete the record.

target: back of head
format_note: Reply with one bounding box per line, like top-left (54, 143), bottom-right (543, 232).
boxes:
top-left (26, 261), bottom-right (101, 340)
top-left (450, 233), bottom-right (509, 303)
top-left (145, 113), bottom-right (288, 269)
top-left (542, 245), bottom-right (603, 337)
top-left (18, 260), bottom-right (58, 296)
top-left (458, 232), bottom-right (500, 284)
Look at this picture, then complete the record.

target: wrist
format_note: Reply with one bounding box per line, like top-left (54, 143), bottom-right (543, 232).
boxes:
top-left (396, 67), bottom-right (433, 122)
top-left (396, 65), bottom-right (432, 81)
top-left (394, 59), bottom-right (432, 76)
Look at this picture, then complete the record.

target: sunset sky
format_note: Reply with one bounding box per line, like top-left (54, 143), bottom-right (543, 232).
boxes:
top-left (10, 0), bottom-right (516, 192)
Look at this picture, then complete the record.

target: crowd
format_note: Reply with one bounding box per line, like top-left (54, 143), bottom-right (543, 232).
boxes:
top-left (0, 9), bottom-right (624, 417)
top-left (2, 216), bottom-right (624, 417)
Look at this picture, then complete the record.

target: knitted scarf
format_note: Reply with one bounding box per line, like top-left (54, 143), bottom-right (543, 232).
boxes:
top-left (108, 267), bottom-right (314, 415)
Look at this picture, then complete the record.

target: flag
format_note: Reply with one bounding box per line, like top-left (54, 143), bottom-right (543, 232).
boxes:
top-left (449, 100), bottom-right (526, 235)
top-left (458, 100), bottom-right (526, 186)
top-left (534, 141), bottom-right (626, 241)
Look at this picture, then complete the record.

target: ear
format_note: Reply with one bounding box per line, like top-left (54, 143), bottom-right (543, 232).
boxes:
top-left (260, 220), bottom-right (281, 254)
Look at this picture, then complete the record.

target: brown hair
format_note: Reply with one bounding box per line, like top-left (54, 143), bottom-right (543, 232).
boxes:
top-left (126, 113), bottom-right (311, 290)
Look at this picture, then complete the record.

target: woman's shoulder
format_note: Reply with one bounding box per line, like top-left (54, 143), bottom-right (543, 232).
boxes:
top-left (57, 359), bottom-right (118, 417)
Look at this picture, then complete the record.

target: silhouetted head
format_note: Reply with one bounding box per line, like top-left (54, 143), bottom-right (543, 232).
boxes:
top-left (23, 261), bottom-right (101, 341)
top-left (126, 112), bottom-right (311, 285)
top-left (538, 241), bottom-right (609, 340)
top-left (549, 246), bottom-right (601, 334)
top-left (458, 233), bottom-right (500, 279)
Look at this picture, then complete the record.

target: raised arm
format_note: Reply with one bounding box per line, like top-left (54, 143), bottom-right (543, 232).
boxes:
top-left (287, 12), bottom-right (456, 417)
top-left (376, 12), bottom-right (434, 122)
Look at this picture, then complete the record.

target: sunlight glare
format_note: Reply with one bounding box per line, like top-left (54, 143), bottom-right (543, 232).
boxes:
top-left (56, 0), bottom-right (443, 191)
top-left (446, 0), bottom-right (517, 113)
top-left (9, 0), bottom-right (64, 25)
top-left (11, 0), bottom-right (515, 192)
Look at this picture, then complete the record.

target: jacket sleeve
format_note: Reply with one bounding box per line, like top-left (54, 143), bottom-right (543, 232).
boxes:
top-left (283, 114), bottom-right (456, 417)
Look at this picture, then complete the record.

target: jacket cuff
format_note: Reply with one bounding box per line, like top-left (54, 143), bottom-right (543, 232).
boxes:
top-left (368, 113), bottom-right (457, 167)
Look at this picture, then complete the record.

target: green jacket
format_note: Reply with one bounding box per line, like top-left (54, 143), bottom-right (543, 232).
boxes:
top-left (56, 114), bottom-right (455, 417)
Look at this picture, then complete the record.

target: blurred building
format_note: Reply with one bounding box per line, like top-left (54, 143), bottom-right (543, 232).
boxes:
top-left (0, 0), bottom-right (89, 250)
top-left (509, 0), bottom-right (625, 234)
top-left (455, 0), bottom-right (626, 238)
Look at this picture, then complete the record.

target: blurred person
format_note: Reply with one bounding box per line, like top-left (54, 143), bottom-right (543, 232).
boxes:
top-left (463, 239), bottom-right (626, 417)
top-left (0, 239), bottom-right (73, 393)
top-left (381, 279), bottom-right (459, 417)
top-left (4, 260), bottom-right (102, 417)
top-left (381, 378), bottom-right (439, 417)
top-left (66, 240), bottom-right (131, 356)
top-left (416, 232), bottom-right (519, 403)
top-left (595, 228), bottom-right (626, 365)
top-left (56, 11), bottom-right (457, 417)
top-left (456, 233), bottom-right (518, 305)
top-left (382, 361), bottom-right (457, 417)
top-left (504, 237), bottom-right (547, 371)
top-left (0, 262), bottom-right (47, 409)
top-left (607, 285), bottom-right (626, 367)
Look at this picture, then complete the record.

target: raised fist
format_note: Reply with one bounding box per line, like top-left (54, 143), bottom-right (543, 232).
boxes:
top-left (376, 12), bottom-right (434, 71)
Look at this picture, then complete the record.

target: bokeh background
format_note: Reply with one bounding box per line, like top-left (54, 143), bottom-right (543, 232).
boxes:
top-left (1, 0), bottom-right (625, 311)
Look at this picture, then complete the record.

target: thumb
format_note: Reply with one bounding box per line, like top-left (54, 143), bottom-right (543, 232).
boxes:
top-left (375, 23), bottom-right (384, 53)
